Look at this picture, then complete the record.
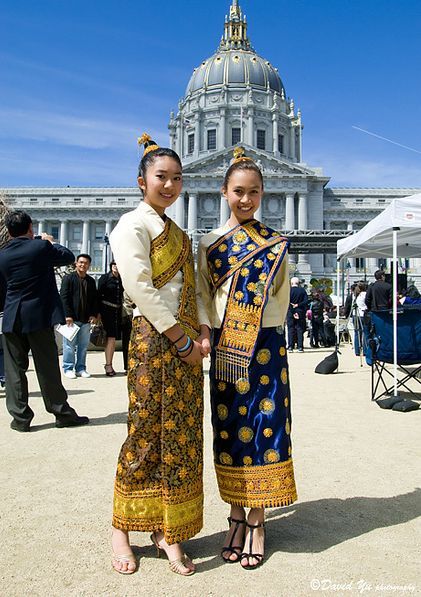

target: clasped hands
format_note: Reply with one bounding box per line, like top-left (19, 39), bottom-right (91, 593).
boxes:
top-left (167, 324), bottom-right (211, 366)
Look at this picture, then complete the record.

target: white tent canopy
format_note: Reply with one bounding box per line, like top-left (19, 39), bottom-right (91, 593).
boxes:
top-left (336, 193), bottom-right (421, 398)
top-left (337, 194), bottom-right (421, 260)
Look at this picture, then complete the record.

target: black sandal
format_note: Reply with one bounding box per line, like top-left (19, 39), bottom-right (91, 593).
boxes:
top-left (240, 521), bottom-right (265, 570)
top-left (221, 516), bottom-right (246, 563)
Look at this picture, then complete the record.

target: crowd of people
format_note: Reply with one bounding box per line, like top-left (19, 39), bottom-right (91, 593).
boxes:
top-left (286, 278), bottom-right (336, 352)
top-left (0, 137), bottom-right (419, 578)
top-left (342, 270), bottom-right (421, 356)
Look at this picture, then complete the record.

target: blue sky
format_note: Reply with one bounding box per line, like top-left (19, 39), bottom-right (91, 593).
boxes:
top-left (1, 0), bottom-right (420, 188)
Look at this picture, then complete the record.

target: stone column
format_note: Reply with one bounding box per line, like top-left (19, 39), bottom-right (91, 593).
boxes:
top-left (175, 194), bottom-right (185, 229)
top-left (104, 221), bottom-right (112, 270)
top-left (285, 193), bottom-right (295, 230)
top-left (297, 193), bottom-right (310, 270)
top-left (220, 108), bottom-right (226, 150)
top-left (367, 258), bottom-right (378, 277)
top-left (37, 220), bottom-right (45, 235)
top-left (60, 221), bottom-right (68, 246)
top-left (272, 114), bottom-right (278, 155)
top-left (194, 114), bottom-right (200, 159)
top-left (248, 108), bottom-right (254, 146)
top-left (82, 220), bottom-right (90, 254)
top-left (347, 222), bottom-right (355, 270)
top-left (412, 258), bottom-right (421, 274)
top-left (298, 193), bottom-right (308, 230)
top-left (177, 120), bottom-right (183, 158)
top-left (220, 195), bottom-right (230, 226)
top-left (290, 127), bottom-right (296, 161)
top-left (187, 194), bottom-right (197, 231)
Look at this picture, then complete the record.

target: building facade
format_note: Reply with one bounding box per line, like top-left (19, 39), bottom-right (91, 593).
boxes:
top-left (2, 0), bottom-right (420, 283)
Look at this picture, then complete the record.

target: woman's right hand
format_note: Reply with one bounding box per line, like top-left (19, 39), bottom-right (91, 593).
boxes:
top-left (179, 340), bottom-right (203, 365)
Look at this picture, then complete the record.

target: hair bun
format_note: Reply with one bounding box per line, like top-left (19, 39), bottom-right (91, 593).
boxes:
top-left (137, 132), bottom-right (159, 156)
top-left (232, 146), bottom-right (253, 164)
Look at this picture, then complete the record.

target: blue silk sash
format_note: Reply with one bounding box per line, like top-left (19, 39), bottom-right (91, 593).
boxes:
top-left (207, 220), bottom-right (289, 383)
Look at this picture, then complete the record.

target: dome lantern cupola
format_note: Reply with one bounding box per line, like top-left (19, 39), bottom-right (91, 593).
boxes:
top-left (185, 0), bottom-right (284, 96)
top-left (220, 0), bottom-right (252, 51)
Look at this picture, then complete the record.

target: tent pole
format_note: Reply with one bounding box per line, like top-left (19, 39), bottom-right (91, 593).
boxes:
top-left (336, 258), bottom-right (341, 349)
top-left (392, 227), bottom-right (399, 397)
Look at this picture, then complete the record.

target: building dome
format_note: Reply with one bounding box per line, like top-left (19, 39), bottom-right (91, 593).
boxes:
top-left (186, 49), bottom-right (284, 96)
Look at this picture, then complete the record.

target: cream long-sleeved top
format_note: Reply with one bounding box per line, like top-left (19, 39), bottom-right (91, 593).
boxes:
top-left (197, 222), bottom-right (290, 329)
top-left (110, 201), bottom-right (210, 334)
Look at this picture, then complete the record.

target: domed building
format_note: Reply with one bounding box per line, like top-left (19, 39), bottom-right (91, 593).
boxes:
top-left (167, 0), bottom-right (329, 274)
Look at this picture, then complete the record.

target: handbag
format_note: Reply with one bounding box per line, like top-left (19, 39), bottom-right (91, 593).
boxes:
top-left (90, 323), bottom-right (107, 347)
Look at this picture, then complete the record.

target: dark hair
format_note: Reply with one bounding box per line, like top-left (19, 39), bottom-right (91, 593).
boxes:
top-left (109, 260), bottom-right (116, 270)
top-left (76, 253), bottom-right (92, 263)
top-left (374, 269), bottom-right (385, 281)
top-left (355, 281), bottom-right (367, 295)
top-left (138, 147), bottom-right (182, 179)
top-left (222, 160), bottom-right (264, 190)
top-left (5, 210), bottom-right (32, 237)
top-left (406, 284), bottom-right (420, 299)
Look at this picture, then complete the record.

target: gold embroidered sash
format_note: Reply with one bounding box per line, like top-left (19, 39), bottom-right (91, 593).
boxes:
top-left (150, 218), bottom-right (200, 339)
top-left (207, 221), bottom-right (289, 382)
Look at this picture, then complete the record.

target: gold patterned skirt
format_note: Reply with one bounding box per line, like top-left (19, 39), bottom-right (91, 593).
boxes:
top-left (209, 326), bottom-right (297, 508)
top-left (112, 316), bottom-right (204, 544)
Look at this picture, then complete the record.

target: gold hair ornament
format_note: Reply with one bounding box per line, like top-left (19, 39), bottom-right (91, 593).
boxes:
top-left (137, 132), bottom-right (159, 156)
top-left (233, 146), bottom-right (253, 163)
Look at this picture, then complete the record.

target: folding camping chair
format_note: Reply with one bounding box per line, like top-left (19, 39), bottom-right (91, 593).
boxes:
top-left (366, 307), bottom-right (421, 401)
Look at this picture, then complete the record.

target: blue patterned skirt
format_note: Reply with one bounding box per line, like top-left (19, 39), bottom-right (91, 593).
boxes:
top-left (210, 326), bottom-right (297, 508)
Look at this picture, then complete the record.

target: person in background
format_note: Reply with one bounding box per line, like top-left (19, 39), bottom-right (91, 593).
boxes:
top-left (0, 200), bottom-right (9, 389)
top-left (0, 272), bottom-right (6, 388)
top-left (98, 261), bottom-right (123, 376)
top-left (287, 277), bottom-right (308, 352)
top-left (353, 281), bottom-right (368, 356)
top-left (0, 210), bottom-right (89, 431)
top-left (365, 270), bottom-right (392, 311)
top-left (343, 283), bottom-right (356, 318)
top-left (60, 254), bottom-right (100, 379)
top-left (121, 291), bottom-right (134, 374)
top-left (399, 284), bottom-right (421, 305)
top-left (309, 292), bottom-right (325, 348)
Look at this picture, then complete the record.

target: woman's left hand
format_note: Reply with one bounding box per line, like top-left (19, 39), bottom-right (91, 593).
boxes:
top-left (197, 335), bottom-right (211, 357)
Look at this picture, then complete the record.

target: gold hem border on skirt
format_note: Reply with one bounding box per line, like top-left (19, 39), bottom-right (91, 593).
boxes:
top-left (215, 458), bottom-right (297, 508)
top-left (112, 479), bottom-right (203, 544)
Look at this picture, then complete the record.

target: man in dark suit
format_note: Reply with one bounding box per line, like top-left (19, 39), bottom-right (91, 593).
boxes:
top-left (287, 277), bottom-right (308, 352)
top-left (365, 270), bottom-right (392, 311)
top-left (60, 254), bottom-right (99, 378)
top-left (0, 210), bottom-right (89, 432)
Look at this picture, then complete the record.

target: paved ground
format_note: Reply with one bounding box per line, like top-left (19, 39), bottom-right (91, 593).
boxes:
top-left (0, 342), bottom-right (420, 597)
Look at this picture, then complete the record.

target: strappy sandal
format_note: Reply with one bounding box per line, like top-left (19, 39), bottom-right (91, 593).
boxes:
top-left (221, 516), bottom-right (246, 563)
top-left (240, 521), bottom-right (265, 570)
top-left (111, 551), bottom-right (137, 574)
top-left (150, 533), bottom-right (195, 576)
top-left (104, 364), bottom-right (116, 377)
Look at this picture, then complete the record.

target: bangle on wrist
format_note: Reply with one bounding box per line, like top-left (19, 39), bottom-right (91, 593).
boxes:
top-left (177, 336), bottom-right (192, 353)
top-left (179, 341), bottom-right (194, 358)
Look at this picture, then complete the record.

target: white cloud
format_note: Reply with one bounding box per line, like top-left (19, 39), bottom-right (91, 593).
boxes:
top-left (0, 107), bottom-right (168, 150)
